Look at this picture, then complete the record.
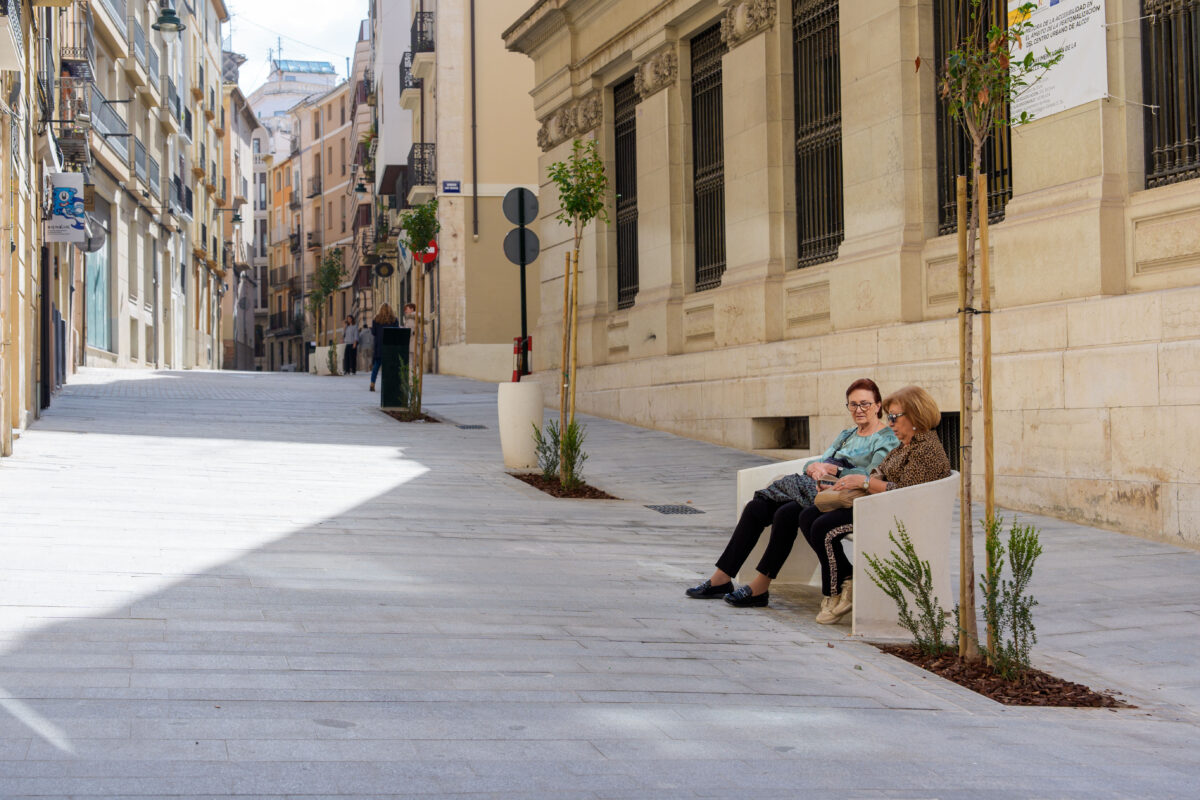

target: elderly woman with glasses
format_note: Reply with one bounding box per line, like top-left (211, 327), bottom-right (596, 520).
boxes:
top-left (686, 378), bottom-right (899, 608)
top-left (803, 384), bottom-right (952, 625)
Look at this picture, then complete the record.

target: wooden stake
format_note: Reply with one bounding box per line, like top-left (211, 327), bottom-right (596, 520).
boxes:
top-left (559, 251), bottom-right (571, 476)
top-left (560, 251), bottom-right (571, 424)
top-left (568, 249), bottom-right (580, 424)
top-left (956, 175), bottom-right (973, 658)
top-left (978, 173), bottom-right (994, 523)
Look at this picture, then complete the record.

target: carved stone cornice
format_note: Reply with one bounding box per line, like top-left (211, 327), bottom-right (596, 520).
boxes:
top-left (633, 48), bottom-right (678, 100)
top-left (720, 0), bottom-right (778, 49)
top-left (536, 90), bottom-right (603, 152)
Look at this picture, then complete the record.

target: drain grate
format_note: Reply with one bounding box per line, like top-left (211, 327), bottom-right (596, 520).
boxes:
top-left (456, 424), bottom-right (487, 430)
top-left (646, 504), bottom-right (705, 515)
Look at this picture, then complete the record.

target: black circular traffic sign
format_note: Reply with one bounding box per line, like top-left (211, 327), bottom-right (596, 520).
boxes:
top-left (502, 187), bottom-right (539, 226)
top-left (503, 227), bottom-right (539, 266)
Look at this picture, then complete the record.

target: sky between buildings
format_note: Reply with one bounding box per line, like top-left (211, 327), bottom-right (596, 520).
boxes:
top-left (224, 0), bottom-right (368, 95)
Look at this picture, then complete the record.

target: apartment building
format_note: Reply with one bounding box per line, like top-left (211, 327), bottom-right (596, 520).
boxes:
top-left (342, 18), bottom-right (379, 333)
top-left (250, 125), bottom-right (271, 370)
top-left (379, 0), bottom-right (540, 382)
top-left (291, 79), bottom-right (353, 351)
top-left (219, 70), bottom-right (259, 370)
top-left (504, 0), bottom-right (1200, 545)
top-left (266, 151), bottom-right (300, 370)
top-left (365, 0), bottom-right (413, 316)
top-left (249, 59), bottom-right (338, 372)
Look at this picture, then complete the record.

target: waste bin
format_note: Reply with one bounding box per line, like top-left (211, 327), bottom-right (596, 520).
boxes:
top-left (379, 326), bottom-right (412, 408)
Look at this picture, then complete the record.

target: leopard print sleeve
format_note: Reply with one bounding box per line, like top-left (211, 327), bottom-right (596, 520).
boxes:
top-left (877, 431), bottom-right (951, 489)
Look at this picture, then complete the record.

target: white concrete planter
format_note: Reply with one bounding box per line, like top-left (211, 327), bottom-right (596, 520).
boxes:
top-left (497, 381), bottom-right (544, 470)
top-left (312, 345), bottom-right (346, 376)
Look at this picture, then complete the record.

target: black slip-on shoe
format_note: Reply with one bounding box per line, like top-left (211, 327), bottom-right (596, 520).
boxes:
top-left (685, 579), bottom-right (734, 599)
top-left (724, 584), bottom-right (769, 607)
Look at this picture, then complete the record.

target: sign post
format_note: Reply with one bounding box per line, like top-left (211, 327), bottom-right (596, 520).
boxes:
top-left (502, 187), bottom-right (539, 379)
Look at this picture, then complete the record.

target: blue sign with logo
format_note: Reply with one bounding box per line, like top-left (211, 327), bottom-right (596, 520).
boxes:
top-left (442, 181), bottom-right (461, 194)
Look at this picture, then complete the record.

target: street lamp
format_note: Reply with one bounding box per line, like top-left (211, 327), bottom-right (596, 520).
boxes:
top-left (152, 3), bottom-right (186, 39)
top-left (214, 205), bottom-right (243, 223)
top-left (354, 180), bottom-right (369, 205)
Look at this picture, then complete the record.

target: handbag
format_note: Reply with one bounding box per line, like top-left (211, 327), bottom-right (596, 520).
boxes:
top-left (814, 485), bottom-right (868, 512)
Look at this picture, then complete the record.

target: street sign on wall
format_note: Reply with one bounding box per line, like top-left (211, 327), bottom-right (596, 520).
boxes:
top-left (46, 173), bottom-right (86, 243)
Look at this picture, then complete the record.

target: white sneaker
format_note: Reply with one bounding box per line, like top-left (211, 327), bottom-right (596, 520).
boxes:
top-left (830, 579), bottom-right (853, 619)
top-left (815, 591), bottom-right (840, 624)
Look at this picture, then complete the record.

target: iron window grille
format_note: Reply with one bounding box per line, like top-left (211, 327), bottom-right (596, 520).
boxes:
top-left (1142, 0), bottom-right (1200, 188)
top-left (793, 0), bottom-right (844, 268)
top-left (933, 0), bottom-right (1012, 235)
top-left (691, 23), bottom-right (728, 292)
top-left (614, 77), bottom-right (639, 310)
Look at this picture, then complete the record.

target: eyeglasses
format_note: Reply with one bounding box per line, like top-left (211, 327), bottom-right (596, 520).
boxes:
top-left (886, 412), bottom-right (906, 424)
top-left (846, 401), bottom-right (876, 411)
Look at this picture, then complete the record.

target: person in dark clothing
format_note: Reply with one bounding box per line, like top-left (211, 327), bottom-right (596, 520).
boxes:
top-left (341, 316), bottom-right (358, 376)
top-left (369, 303), bottom-right (399, 392)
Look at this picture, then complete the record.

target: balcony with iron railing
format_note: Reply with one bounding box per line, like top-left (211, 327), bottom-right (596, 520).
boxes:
top-left (288, 192), bottom-right (302, 211)
top-left (130, 15), bottom-right (145, 67)
top-left (306, 176), bottom-right (322, 198)
top-left (306, 232), bottom-right (322, 250)
top-left (148, 155), bottom-right (160, 198)
top-left (91, 83), bottom-right (129, 162)
top-left (95, 0), bottom-right (127, 44)
top-left (400, 51), bottom-right (421, 112)
top-left (289, 231), bottom-right (301, 254)
top-left (133, 137), bottom-right (148, 184)
top-left (59, 0), bottom-right (96, 81)
top-left (147, 45), bottom-right (158, 85)
top-left (412, 11), bottom-right (434, 53)
top-left (405, 143), bottom-right (436, 206)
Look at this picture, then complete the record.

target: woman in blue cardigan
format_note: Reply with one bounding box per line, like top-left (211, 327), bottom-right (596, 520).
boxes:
top-left (685, 378), bottom-right (898, 608)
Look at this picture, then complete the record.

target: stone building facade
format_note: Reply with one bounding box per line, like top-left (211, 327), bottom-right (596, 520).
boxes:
top-left (505, 0), bottom-right (1200, 546)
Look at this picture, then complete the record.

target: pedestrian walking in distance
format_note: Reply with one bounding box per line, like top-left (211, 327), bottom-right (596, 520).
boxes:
top-left (369, 304), bottom-right (399, 392)
top-left (342, 316), bottom-right (358, 376)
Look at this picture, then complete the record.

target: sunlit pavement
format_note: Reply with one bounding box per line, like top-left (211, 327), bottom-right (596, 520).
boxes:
top-left (0, 367), bottom-right (1198, 798)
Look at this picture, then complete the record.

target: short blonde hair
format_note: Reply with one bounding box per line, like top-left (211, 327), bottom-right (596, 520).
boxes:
top-left (883, 385), bottom-right (941, 432)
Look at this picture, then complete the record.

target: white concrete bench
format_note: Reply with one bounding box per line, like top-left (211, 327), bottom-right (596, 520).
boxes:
top-left (735, 456), bottom-right (958, 639)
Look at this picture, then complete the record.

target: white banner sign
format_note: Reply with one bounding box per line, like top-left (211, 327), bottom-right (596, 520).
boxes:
top-left (1009, 0), bottom-right (1107, 121)
top-left (46, 172), bottom-right (87, 243)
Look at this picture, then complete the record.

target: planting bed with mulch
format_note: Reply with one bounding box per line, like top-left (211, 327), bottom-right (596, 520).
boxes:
top-left (510, 472), bottom-right (618, 499)
top-left (381, 409), bottom-right (441, 423)
top-left (877, 644), bottom-right (1129, 708)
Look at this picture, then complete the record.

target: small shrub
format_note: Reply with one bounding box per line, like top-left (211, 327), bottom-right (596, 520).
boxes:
top-left (863, 520), bottom-right (952, 656)
top-left (326, 344), bottom-right (338, 376)
top-left (532, 420), bottom-right (560, 481)
top-left (559, 420), bottom-right (588, 491)
top-left (980, 516), bottom-right (1042, 680)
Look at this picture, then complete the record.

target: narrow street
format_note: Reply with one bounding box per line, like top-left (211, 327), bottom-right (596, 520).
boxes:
top-left (0, 368), bottom-right (1197, 798)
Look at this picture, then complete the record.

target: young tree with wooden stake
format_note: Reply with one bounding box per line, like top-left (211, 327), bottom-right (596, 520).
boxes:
top-left (307, 248), bottom-right (346, 374)
top-left (933, 0), bottom-right (1060, 660)
top-left (547, 138), bottom-right (609, 480)
top-left (397, 199), bottom-right (440, 413)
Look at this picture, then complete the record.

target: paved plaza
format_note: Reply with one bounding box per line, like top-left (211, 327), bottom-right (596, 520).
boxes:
top-left (0, 367), bottom-right (1198, 798)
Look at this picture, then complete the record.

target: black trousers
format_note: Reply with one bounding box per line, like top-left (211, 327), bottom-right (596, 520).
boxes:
top-left (799, 505), bottom-right (855, 596)
top-left (342, 344), bottom-right (357, 374)
top-left (715, 497), bottom-right (805, 580)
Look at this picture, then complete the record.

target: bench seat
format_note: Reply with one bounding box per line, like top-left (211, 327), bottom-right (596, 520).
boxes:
top-left (735, 456), bottom-right (958, 639)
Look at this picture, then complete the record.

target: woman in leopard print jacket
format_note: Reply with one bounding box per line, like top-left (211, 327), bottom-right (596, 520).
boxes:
top-left (802, 385), bottom-right (951, 625)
